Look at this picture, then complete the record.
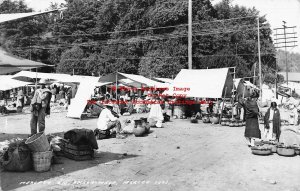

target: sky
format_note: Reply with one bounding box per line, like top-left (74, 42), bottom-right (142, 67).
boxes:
top-left (212, 0), bottom-right (300, 54)
top-left (24, 0), bottom-right (65, 11)
top-left (23, 0), bottom-right (300, 54)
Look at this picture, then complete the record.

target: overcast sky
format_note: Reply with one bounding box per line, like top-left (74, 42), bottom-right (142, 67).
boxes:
top-left (212, 0), bottom-right (300, 53)
top-left (24, 0), bottom-right (300, 53)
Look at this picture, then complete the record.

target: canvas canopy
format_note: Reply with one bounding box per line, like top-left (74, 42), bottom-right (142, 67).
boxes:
top-left (154, 77), bottom-right (174, 84)
top-left (0, 49), bottom-right (49, 75)
top-left (163, 68), bottom-right (234, 98)
top-left (67, 79), bottom-right (110, 119)
top-left (12, 71), bottom-right (100, 84)
top-left (99, 72), bottom-right (165, 88)
top-left (0, 75), bottom-right (30, 91)
top-left (0, 8), bottom-right (67, 24)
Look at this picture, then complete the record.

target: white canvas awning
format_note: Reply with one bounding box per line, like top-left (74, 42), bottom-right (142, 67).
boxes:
top-left (99, 72), bottom-right (165, 88)
top-left (154, 77), bottom-right (173, 84)
top-left (163, 68), bottom-right (234, 98)
top-left (0, 48), bottom-right (50, 75)
top-left (0, 75), bottom-right (30, 91)
top-left (0, 8), bottom-right (67, 24)
top-left (12, 71), bottom-right (101, 84)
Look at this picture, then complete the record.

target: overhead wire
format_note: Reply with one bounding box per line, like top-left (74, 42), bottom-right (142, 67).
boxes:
top-left (10, 26), bottom-right (270, 50)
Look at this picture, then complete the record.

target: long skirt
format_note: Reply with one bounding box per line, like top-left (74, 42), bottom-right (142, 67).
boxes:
top-left (263, 122), bottom-right (274, 140)
top-left (245, 117), bottom-right (261, 139)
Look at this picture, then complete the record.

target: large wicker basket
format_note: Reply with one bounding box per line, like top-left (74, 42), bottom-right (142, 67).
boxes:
top-left (25, 132), bottom-right (50, 152)
top-left (32, 151), bottom-right (53, 172)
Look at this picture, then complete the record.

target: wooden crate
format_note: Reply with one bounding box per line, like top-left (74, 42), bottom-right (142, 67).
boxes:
top-left (60, 140), bottom-right (94, 161)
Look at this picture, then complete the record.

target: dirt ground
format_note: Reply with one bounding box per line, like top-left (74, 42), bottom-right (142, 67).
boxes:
top-left (1, 112), bottom-right (300, 191)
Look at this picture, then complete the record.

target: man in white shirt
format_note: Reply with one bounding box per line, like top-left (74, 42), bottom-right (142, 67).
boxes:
top-left (97, 103), bottom-right (125, 139)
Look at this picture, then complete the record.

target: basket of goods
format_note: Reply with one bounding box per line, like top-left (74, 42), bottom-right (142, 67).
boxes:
top-left (32, 150), bottom-right (53, 172)
top-left (251, 145), bottom-right (272, 155)
top-left (228, 119), bottom-right (235, 127)
top-left (221, 118), bottom-right (227, 126)
top-left (210, 114), bottom-right (219, 124)
top-left (294, 147), bottom-right (300, 155)
top-left (234, 120), bottom-right (239, 127)
top-left (238, 120), bottom-right (243, 127)
top-left (60, 139), bottom-right (94, 161)
top-left (225, 119), bottom-right (230, 126)
top-left (262, 141), bottom-right (277, 153)
top-left (25, 132), bottom-right (50, 152)
top-left (202, 114), bottom-right (210, 123)
top-left (133, 119), bottom-right (146, 137)
top-left (277, 144), bottom-right (295, 157)
top-left (190, 117), bottom-right (198, 123)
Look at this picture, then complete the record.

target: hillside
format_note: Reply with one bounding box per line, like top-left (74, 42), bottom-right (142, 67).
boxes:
top-left (277, 50), bottom-right (300, 72)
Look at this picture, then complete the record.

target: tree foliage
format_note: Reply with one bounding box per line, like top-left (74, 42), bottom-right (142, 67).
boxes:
top-left (0, 0), bottom-right (279, 83)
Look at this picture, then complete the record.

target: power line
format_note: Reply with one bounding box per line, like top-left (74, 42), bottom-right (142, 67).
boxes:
top-left (47, 53), bottom-right (274, 61)
top-left (3, 15), bottom-right (259, 40)
top-left (10, 26), bottom-right (270, 50)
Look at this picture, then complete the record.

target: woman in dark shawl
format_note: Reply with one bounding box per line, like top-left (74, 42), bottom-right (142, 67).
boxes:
top-left (239, 91), bottom-right (261, 146)
top-left (263, 102), bottom-right (281, 141)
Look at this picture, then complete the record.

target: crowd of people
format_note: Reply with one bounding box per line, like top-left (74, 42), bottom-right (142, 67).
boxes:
top-left (2, 81), bottom-right (300, 147)
top-left (0, 82), bottom-right (79, 115)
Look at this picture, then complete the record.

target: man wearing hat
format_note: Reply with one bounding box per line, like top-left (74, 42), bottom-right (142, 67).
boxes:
top-left (30, 79), bottom-right (52, 135)
top-left (96, 103), bottom-right (126, 139)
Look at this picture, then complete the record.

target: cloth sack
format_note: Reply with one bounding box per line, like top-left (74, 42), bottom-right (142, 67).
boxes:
top-left (2, 140), bottom-right (32, 172)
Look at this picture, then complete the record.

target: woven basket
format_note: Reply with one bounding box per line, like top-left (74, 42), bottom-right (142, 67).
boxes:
top-left (25, 132), bottom-right (50, 152)
top-left (32, 151), bottom-right (53, 172)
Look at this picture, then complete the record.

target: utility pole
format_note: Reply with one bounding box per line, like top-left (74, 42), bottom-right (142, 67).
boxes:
top-left (188, 0), bottom-right (192, 69)
top-left (257, 17), bottom-right (262, 102)
top-left (274, 22), bottom-right (298, 87)
top-left (283, 21), bottom-right (288, 85)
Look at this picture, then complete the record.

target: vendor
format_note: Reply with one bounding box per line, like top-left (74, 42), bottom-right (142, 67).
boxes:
top-left (96, 103), bottom-right (126, 139)
top-left (17, 88), bottom-right (25, 109)
top-left (263, 102), bottom-right (281, 141)
top-left (238, 91), bottom-right (261, 147)
top-left (148, 97), bottom-right (164, 128)
top-left (289, 104), bottom-right (298, 125)
top-left (30, 79), bottom-right (52, 135)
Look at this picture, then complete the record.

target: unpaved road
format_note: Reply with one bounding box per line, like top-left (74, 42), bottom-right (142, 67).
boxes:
top-left (1, 112), bottom-right (300, 191)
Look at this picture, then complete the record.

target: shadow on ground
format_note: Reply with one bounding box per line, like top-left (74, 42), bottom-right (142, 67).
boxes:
top-left (1, 151), bottom-right (139, 191)
top-left (0, 133), bottom-right (139, 191)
